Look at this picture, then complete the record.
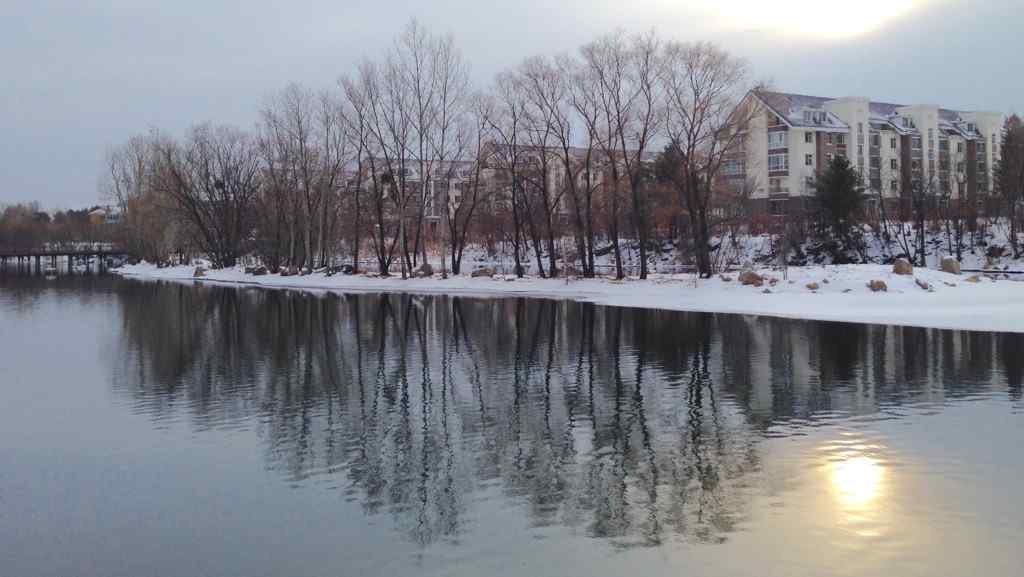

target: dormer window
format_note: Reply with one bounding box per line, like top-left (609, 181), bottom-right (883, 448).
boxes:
top-left (967, 123), bottom-right (976, 132)
top-left (803, 110), bottom-right (826, 124)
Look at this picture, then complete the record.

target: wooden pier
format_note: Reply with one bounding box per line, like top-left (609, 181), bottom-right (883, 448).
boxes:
top-left (0, 246), bottom-right (129, 274)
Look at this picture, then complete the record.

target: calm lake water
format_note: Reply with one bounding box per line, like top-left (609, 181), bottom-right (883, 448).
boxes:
top-left (2, 274), bottom-right (1023, 577)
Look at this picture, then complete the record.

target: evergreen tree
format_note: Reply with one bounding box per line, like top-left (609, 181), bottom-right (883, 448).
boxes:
top-left (995, 115), bottom-right (1024, 257)
top-left (813, 155), bottom-right (866, 263)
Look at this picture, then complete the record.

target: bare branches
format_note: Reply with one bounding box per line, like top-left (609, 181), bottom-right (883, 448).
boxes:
top-left (102, 23), bottom-right (763, 278)
top-left (150, 124), bottom-right (261, 268)
top-left (661, 41), bottom-right (752, 277)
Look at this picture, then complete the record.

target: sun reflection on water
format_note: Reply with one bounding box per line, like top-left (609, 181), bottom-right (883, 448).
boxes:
top-left (831, 455), bottom-right (884, 510)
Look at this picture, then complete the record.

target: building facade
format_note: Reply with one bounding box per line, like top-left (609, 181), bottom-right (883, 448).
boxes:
top-left (730, 90), bottom-right (1003, 216)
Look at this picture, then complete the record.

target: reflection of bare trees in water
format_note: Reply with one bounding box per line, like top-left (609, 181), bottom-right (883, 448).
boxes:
top-left (109, 281), bottom-right (1021, 547)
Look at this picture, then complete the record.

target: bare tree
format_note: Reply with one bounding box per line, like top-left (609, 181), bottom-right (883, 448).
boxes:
top-left (341, 65), bottom-right (401, 275)
top-left (446, 94), bottom-right (494, 274)
top-left (102, 131), bottom-right (182, 262)
top-left (565, 58), bottom-right (604, 277)
top-left (355, 55), bottom-right (415, 278)
top-left (152, 124), bottom-right (261, 268)
top-left (580, 33), bottom-right (631, 279)
top-left (427, 30), bottom-right (471, 275)
top-left (313, 90), bottom-right (353, 268)
top-left (661, 41), bottom-right (752, 278)
top-left (519, 56), bottom-right (569, 278)
top-left (487, 71), bottom-right (529, 277)
top-left (580, 31), bottom-right (662, 279)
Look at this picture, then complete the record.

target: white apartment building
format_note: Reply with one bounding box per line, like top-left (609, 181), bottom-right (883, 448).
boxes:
top-left (728, 90), bottom-right (1003, 216)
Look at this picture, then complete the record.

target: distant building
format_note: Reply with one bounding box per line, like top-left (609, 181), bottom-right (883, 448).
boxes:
top-left (88, 206), bottom-right (122, 226)
top-left (729, 90), bottom-right (1003, 216)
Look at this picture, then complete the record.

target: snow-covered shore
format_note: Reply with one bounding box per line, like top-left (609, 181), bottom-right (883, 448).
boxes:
top-left (113, 263), bottom-right (1024, 334)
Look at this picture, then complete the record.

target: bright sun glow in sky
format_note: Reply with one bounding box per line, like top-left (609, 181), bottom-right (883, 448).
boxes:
top-left (696, 0), bottom-right (921, 39)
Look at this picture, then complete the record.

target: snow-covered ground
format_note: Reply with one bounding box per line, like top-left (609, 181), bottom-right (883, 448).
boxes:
top-left (114, 262), bottom-right (1024, 334)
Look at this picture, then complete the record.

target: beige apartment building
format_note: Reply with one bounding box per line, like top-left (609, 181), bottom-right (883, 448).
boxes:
top-left (727, 90), bottom-right (1003, 216)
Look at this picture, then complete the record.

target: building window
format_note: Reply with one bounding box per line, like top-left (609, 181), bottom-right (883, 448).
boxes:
top-left (805, 132), bottom-right (814, 144)
top-left (769, 199), bottom-right (787, 216)
top-left (805, 154), bottom-right (813, 166)
top-left (871, 134), bottom-right (881, 147)
top-left (768, 131), bottom-right (787, 149)
top-left (890, 159), bottom-right (898, 170)
top-left (837, 134), bottom-right (846, 145)
top-left (858, 145), bottom-right (864, 156)
top-left (723, 159), bottom-right (743, 176)
top-left (826, 152), bottom-right (834, 162)
top-left (768, 177), bottom-right (787, 193)
top-left (912, 137), bottom-right (922, 149)
top-left (957, 142), bottom-right (964, 153)
top-left (827, 133), bottom-right (834, 145)
top-left (768, 153), bottom-right (788, 171)
top-left (890, 137), bottom-right (897, 149)
top-left (890, 180), bottom-right (898, 192)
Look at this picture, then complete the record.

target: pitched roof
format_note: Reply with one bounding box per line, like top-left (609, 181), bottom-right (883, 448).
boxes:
top-left (753, 91), bottom-right (849, 130)
top-left (753, 90), bottom-right (980, 138)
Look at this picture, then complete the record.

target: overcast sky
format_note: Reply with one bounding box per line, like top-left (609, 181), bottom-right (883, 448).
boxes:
top-left (1, 0), bottom-right (1020, 209)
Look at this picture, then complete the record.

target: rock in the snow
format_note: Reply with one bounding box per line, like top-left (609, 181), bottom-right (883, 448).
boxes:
top-left (762, 288), bottom-right (772, 294)
top-left (739, 270), bottom-right (763, 287)
top-left (892, 258), bottom-right (913, 275)
top-left (193, 266), bottom-right (206, 278)
top-left (867, 280), bottom-right (888, 292)
top-left (470, 267), bottom-right (495, 278)
top-left (915, 278), bottom-right (931, 291)
top-left (965, 275), bottom-right (982, 283)
top-left (940, 256), bottom-right (961, 275)
top-left (806, 282), bottom-right (820, 291)
top-left (416, 263), bottom-right (434, 278)
top-left (719, 274), bottom-right (732, 282)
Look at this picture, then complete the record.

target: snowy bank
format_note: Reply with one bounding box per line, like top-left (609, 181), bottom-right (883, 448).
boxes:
top-left (113, 263), bottom-right (1024, 334)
